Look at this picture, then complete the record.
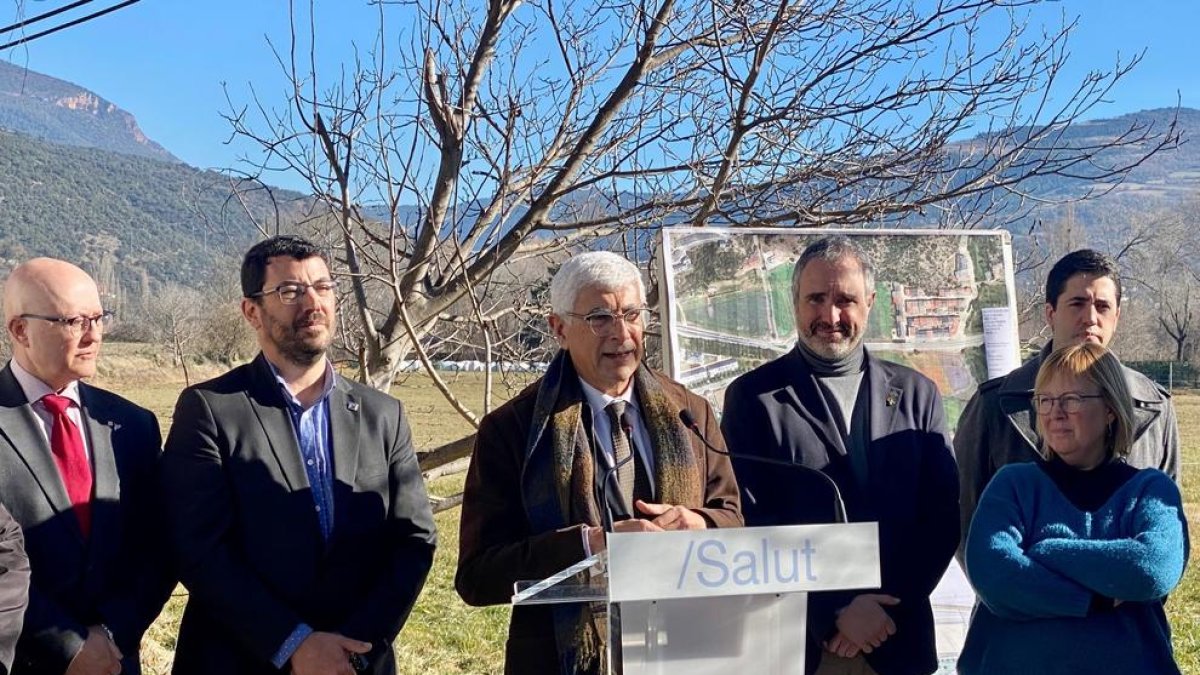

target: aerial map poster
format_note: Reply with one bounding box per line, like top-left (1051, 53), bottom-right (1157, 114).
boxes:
top-left (658, 227), bottom-right (1019, 430)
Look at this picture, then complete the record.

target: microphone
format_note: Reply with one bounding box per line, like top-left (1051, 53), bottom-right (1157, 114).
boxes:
top-left (678, 409), bottom-right (847, 523)
top-left (619, 409), bottom-right (634, 442)
top-left (594, 416), bottom-right (638, 532)
top-left (598, 453), bottom-right (636, 531)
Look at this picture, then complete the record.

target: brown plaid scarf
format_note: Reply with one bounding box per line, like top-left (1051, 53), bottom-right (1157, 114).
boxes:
top-left (521, 350), bottom-right (703, 673)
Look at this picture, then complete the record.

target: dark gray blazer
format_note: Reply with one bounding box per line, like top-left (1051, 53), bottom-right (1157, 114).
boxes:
top-left (162, 354), bottom-right (437, 675)
top-left (722, 347), bottom-right (959, 675)
top-left (0, 363), bottom-right (171, 675)
top-left (0, 500), bottom-right (30, 675)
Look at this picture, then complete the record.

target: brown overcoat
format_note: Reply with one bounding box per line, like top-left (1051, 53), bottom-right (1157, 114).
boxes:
top-left (455, 367), bottom-right (742, 674)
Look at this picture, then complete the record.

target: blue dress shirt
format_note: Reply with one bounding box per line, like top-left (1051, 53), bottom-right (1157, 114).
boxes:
top-left (266, 359), bottom-right (337, 668)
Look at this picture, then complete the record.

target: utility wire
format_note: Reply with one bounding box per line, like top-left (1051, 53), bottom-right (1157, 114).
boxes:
top-left (0, 0), bottom-right (96, 36)
top-left (0, 0), bottom-right (141, 51)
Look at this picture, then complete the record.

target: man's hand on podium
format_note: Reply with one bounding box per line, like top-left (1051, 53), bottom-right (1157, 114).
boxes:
top-left (830, 593), bottom-right (899, 655)
top-left (584, 501), bottom-right (706, 553)
top-left (634, 500), bottom-right (707, 531)
top-left (585, 518), bottom-right (661, 553)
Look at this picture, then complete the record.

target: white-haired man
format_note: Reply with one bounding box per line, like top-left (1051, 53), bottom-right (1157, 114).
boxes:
top-left (456, 251), bottom-right (743, 675)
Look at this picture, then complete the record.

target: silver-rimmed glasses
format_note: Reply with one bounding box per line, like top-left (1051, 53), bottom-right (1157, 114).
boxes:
top-left (20, 311), bottom-right (115, 337)
top-left (565, 307), bottom-right (652, 336)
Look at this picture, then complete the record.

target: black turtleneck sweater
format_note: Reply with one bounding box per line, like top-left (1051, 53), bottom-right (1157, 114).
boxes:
top-left (1037, 454), bottom-right (1138, 512)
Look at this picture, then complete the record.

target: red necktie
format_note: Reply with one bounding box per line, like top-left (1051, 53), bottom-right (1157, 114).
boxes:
top-left (41, 394), bottom-right (92, 537)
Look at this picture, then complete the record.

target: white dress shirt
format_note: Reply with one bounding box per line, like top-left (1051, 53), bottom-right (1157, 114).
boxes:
top-left (579, 378), bottom-right (657, 485)
top-left (10, 359), bottom-right (92, 460)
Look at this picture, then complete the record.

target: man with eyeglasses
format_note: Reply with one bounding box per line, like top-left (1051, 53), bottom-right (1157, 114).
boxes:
top-left (0, 258), bottom-right (173, 675)
top-left (456, 251), bottom-right (742, 674)
top-left (954, 249), bottom-right (1180, 555)
top-left (161, 236), bottom-right (436, 675)
top-left (720, 236), bottom-right (959, 675)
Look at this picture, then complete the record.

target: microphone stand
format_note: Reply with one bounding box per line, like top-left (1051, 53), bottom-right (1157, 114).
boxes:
top-left (678, 409), bottom-right (848, 523)
top-left (591, 414), bottom-right (637, 675)
top-left (597, 450), bottom-right (637, 532)
top-left (590, 413), bottom-right (638, 533)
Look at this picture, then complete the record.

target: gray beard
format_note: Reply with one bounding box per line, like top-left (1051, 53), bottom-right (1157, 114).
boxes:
top-left (796, 334), bottom-right (865, 376)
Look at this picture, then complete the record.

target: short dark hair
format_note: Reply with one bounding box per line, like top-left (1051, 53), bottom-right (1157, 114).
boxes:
top-left (241, 235), bottom-right (328, 298)
top-left (1044, 249), bottom-right (1121, 308)
top-left (791, 235), bottom-right (875, 304)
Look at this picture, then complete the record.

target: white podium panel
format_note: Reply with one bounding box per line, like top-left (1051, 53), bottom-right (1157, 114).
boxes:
top-left (621, 594), bottom-right (807, 675)
top-left (513, 523), bottom-right (881, 675)
top-left (608, 523), bottom-right (880, 602)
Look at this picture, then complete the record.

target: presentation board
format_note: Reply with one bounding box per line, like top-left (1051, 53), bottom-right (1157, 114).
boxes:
top-left (658, 227), bottom-right (1019, 430)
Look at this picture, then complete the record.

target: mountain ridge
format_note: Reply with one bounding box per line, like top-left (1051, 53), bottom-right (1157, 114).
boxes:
top-left (0, 62), bottom-right (1195, 302)
top-left (0, 60), bottom-right (176, 162)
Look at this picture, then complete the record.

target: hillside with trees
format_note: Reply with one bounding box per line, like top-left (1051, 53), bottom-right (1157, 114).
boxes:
top-left (0, 127), bottom-right (308, 298)
top-left (0, 56), bottom-right (1196, 372)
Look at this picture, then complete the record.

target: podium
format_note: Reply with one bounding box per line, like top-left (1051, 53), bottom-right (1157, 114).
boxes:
top-left (513, 523), bottom-right (880, 674)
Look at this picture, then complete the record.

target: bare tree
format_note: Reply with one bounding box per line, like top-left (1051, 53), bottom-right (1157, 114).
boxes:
top-left (1121, 205), bottom-right (1200, 363)
top-left (225, 0), bottom-right (1176, 473)
top-left (194, 274), bottom-right (259, 365)
top-left (145, 284), bottom-right (205, 386)
top-left (1158, 287), bottom-right (1195, 363)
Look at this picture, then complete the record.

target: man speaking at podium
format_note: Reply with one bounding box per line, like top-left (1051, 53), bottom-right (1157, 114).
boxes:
top-left (722, 236), bottom-right (959, 675)
top-left (456, 251), bottom-right (742, 675)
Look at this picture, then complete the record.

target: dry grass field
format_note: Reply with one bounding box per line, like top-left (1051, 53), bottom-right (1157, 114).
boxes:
top-left (87, 344), bottom-right (1199, 674)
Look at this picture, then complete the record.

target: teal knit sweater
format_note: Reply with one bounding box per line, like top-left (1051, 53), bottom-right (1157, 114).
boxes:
top-left (959, 464), bottom-right (1188, 675)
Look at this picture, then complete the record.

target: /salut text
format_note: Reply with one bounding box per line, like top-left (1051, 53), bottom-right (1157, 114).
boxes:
top-left (677, 537), bottom-right (819, 590)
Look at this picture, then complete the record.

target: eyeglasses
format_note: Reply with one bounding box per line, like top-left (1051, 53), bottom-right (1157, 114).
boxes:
top-left (565, 307), bottom-right (652, 336)
top-left (20, 311), bottom-right (114, 337)
top-left (248, 280), bottom-right (337, 305)
top-left (1032, 393), bottom-right (1105, 415)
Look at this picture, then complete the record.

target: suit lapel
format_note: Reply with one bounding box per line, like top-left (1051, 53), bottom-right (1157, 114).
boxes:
top-left (330, 379), bottom-right (361, 492)
top-left (1124, 366), bottom-right (1163, 442)
top-left (999, 355), bottom-right (1040, 450)
top-left (779, 349), bottom-right (847, 459)
top-left (864, 355), bottom-right (903, 517)
top-left (1001, 398), bottom-right (1038, 449)
top-left (1131, 404), bottom-right (1159, 442)
top-left (246, 356), bottom-right (309, 493)
top-left (866, 356), bottom-right (903, 445)
top-left (79, 384), bottom-right (120, 569)
top-left (0, 365), bottom-right (79, 536)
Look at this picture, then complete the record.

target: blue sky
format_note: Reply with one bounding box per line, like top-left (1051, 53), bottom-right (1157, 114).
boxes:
top-left (3, 0), bottom-right (1197, 191)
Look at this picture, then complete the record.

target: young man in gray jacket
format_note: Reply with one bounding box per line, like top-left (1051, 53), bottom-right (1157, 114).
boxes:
top-left (954, 249), bottom-right (1180, 555)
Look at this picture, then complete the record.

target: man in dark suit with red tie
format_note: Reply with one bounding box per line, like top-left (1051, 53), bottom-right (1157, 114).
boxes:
top-left (0, 258), bottom-right (172, 675)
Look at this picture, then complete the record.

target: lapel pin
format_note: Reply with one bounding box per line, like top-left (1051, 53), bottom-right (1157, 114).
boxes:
top-left (885, 391), bottom-right (900, 407)
top-left (347, 401), bottom-right (360, 412)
